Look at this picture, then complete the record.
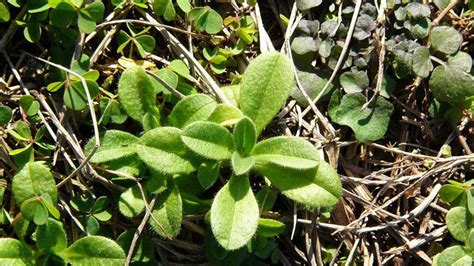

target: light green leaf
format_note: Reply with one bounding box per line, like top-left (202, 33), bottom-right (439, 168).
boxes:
top-left (329, 92), bottom-right (394, 142)
top-left (210, 175), bottom-right (259, 250)
top-left (339, 71), bottom-right (369, 94)
top-left (168, 59), bottom-right (190, 79)
top-left (255, 160), bottom-right (342, 208)
top-left (0, 105), bottom-right (12, 125)
top-left (439, 184), bottom-right (465, 203)
top-left (256, 218), bottom-right (285, 237)
top-left (62, 236), bottom-right (125, 266)
top-left (239, 52), bottom-right (294, 134)
top-left (119, 186), bottom-right (146, 218)
top-left (448, 52), bottom-right (472, 73)
top-left (89, 130), bottom-right (138, 163)
top-left (36, 218), bottom-right (67, 253)
top-left (176, 0), bottom-right (191, 13)
top-left (232, 152), bottom-right (255, 176)
top-left (233, 117), bottom-right (257, 157)
top-left (435, 245), bottom-right (472, 266)
top-left (412, 46), bottom-right (433, 78)
top-left (151, 68), bottom-right (178, 94)
top-left (182, 121), bottom-right (234, 160)
top-left (207, 104), bottom-right (243, 126)
top-left (197, 162), bottom-right (219, 189)
top-left (78, 13), bottom-right (96, 34)
top-left (19, 95), bottom-right (39, 116)
top-left (137, 127), bottom-right (196, 174)
top-left (0, 2), bottom-right (10, 23)
top-left (64, 80), bottom-right (100, 111)
top-left (429, 65), bottom-right (474, 105)
top-left (193, 8), bottom-right (223, 34)
top-left (118, 66), bottom-right (159, 124)
top-left (296, 0), bottom-right (322, 10)
top-left (168, 94), bottom-right (217, 128)
top-left (153, 0), bottom-right (176, 21)
top-left (446, 206), bottom-right (472, 243)
top-left (430, 26), bottom-right (462, 55)
top-left (20, 198), bottom-right (48, 225)
top-left (149, 182), bottom-right (182, 238)
top-left (251, 136), bottom-right (319, 170)
top-left (12, 162), bottom-right (57, 206)
top-left (0, 238), bottom-right (34, 266)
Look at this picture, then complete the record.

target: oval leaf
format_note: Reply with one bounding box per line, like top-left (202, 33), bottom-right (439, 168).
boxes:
top-left (119, 186), bottom-right (145, 218)
top-left (0, 238), bottom-right (34, 266)
top-left (239, 52), bottom-right (295, 134)
top-left (148, 182), bottom-right (182, 238)
top-left (12, 162), bottom-right (57, 206)
top-left (182, 122), bottom-right (234, 160)
top-left (62, 236), bottom-right (125, 266)
top-left (168, 94), bottom-right (217, 128)
top-left (210, 175), bottom-right (259, 250)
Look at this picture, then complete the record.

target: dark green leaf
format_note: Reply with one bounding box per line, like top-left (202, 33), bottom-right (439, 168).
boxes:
top-left (12, 161), bottom-right (57, 206)
top-left (429, 65), bottom-right (474, 105)
top-left (430, 26), bottom-right (462, 55)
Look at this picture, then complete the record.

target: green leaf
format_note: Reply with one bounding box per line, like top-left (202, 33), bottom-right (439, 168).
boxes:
top-left (62, 236), bottom-right (125, 266)
top-left (193, 8), bottom-right (223, 34)
top-left (256, 218), bottom-right (285, 237)
top-left (197, 162), bottom-right (219, 189)
top-left (255, 160), bottom-right (342, 208)
top-left (435, 245), bottom-right (472, 266)
top-left (256, 186), bottom-right (277, 212)
top-left (339, 71), bottom-right (369, 94)
top-left (439, 184), bottom-right (465, 203)
top-left (64, 80), bottom-right (100, 111)
top-left (296, 0), bottom-right (322, 10)
top-left (137, 127), bottom-right (196, 174)
top-left (49, 2), bottom-right (76, 28)
top-left (168, 59), bottom-right (190, 79)
top-left (412, 46), bottom-right (433, 78)
top-left (290, 70), bottom-right (334, 107)
top-left (429, 65), bottom-right (474, 105)
top-left (151, 68), bottom-right (178, 94)
top-left (81, 1), bottom-right (104, 22)
top-left (210, 175), bottom-right (259, 250)
top-left (89, 130), bottom-right (138, 163)
top-left (0, 238), bottom-right (34, 266)
top-left (291, 36), bottom-right (320, 55)
top-left (153, 0), bottom-right (176, 21)
top-left (168, 94), bottom-right (217, 128)
top-left (118, 66), bottom-right (159, 123)
top-left (232, 152), bottom-right (255, 176)
top-left (430, 26), bottom-right (462, 55)
top-left (448, 52), bottom-right (472, 73)
top-left (329, 92), bottom-right (394, 142)
top-left (36, 218), bottom-right (67, 253)
top-left (0, 105), bottom-right (12, 125)
top-left (24, 22), bottom-right (41, 43)
top-left (135, 35), bottom-right (155, 57)
top-left (149, 182), bottom-right (182, 238)
top-left (233, 117), bottom-right (257, 156)
top-left (12, 161), bottom-right (57, 206)
top-left (117, 229), bottom-right (155, 263)
top-left (207, 104), bottom-right (243, 126)
top-left (176, 0), bottom-right (191, 13)
top-left (20, 198), bottom-right (48, 225)
top-left (446, 206), bottom-right (472, 243)
top-left (0, 2), bottom-right (11, 23)
top-left (239, 52), bottom-right (294, 134)
top-left (251, 136), bottom-right (319, 170)
top-left (77, 13), bottom-right (95, 34)
top-left (119, 186), bottom-right (146, 218)
top-left (182, 121), bottom-right (234, 160)
top-left (19, 95), bottom-right (39, 116)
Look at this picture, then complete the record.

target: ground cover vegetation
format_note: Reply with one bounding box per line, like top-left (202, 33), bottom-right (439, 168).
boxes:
top-left (0, 0), bottom-right (473, 265)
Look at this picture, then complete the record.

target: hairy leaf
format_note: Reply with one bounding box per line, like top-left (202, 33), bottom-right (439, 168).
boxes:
top-left (36, 218), bottom-right (67, 253)
top-left (149, 182), bottom-right (182, 238)
top-left (168, 94), bottom-right (217, 128)
top-left (12, 162), bottom-right (57, 205)
top-left (211, 175), bottom-right (259, 250)
top-left (231, 152), bottom-right (255, 176)
top-left (182, 122), bottom-right (234, 160)
top-left (255, 160), bottom-right (342, 208)
top-left (252, 136), bottom-right (319, 170)
top-left (435, 245), bottom-right (472, 266)
top-left (430, 26), bottom-right (462, 55)
top-left (256, 218), bottom-right (285, 237)
top-left (239, 52), bottom-right (294, 134)
top-left (119, 186), bottom-right (145, 218)
top-left (429, 65), bottom-right (474, 105)
top-left (207, 104), bottom-right (243, 126)
top-left (62, 236), bottom-right (125, 266)
top-left (137, 127), bottom-right (196, 174)
top-left (234, 117), bottom-right (257, 156)
top-left (0, 238), bottom-right (34, 265)
top-left (412, 46), bottom-right (433, 78)
top-left (118, 66), bottom-right (159, 124)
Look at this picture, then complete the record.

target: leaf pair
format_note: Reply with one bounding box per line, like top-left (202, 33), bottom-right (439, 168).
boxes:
top-left (49, 0), bottom-right (104, 33)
